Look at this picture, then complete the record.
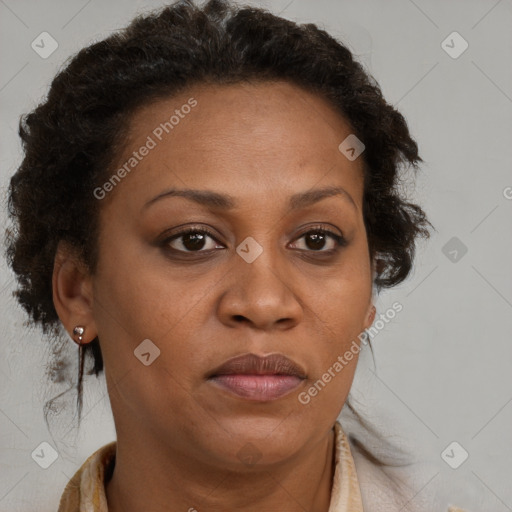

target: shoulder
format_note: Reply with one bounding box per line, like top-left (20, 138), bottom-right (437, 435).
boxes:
top-left (57, 441), bottom-right (116, 512)
top-left (349, 437), bottom-right (415, 512)
top-left (347, 435), bottom-right (467, 512)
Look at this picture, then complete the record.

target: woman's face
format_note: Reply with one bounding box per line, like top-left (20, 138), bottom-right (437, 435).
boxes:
top-left (88, 80), bottom-right (375, 467)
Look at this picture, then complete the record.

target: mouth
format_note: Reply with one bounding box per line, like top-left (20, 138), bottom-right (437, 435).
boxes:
top-left (207, 353), bottom-right (306, 402)
top-left (208, 374), bottom-right (305, 401)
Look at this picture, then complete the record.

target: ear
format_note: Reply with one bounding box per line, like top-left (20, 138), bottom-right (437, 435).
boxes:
top-left (52, 241), bottom-right (97, 343)
top-left (363, 302), bottom-right (376, 331)
top-left (363, 260), bottom-right (377, 330)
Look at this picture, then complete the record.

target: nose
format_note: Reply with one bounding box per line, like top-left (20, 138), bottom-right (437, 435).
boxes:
top-left (216, 247), bottom-right (303, 331)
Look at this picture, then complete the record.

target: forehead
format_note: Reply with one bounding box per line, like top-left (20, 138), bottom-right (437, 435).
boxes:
top-left (105, 80), bottom-right (365, 211)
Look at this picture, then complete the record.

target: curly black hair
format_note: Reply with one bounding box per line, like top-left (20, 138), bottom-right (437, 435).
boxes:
top-left (5, 0), bottom-right (432, 430)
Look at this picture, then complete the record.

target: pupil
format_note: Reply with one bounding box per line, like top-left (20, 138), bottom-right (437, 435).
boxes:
top-left (184, 232), bottom-right (205, 251)
top-left (306, 232), bottom-right (325, 250)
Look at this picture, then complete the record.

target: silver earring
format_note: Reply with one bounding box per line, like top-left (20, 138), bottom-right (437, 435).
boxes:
top-left (72, 325), bottom-right (86, 420)
top-left (73, 325), bottom-right (85, 345)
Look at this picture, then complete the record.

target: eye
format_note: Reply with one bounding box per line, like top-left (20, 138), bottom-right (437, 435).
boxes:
top-left (164, 227), bottom-right (223, 253)
top-left (290, 226), bottom-right (347, 253)
top-left (161, 225), bottom-right (347, 255)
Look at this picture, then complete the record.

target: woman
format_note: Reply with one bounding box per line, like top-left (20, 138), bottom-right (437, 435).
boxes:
top-left (5, 0), bottom-right (466, 510)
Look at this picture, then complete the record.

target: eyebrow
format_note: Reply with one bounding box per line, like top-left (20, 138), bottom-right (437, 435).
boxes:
top-left (143, 185), bottom-right (356, 211)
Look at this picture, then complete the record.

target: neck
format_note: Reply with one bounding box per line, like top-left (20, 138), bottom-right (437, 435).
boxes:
top-left (105, 424), bottom-right (336, 512)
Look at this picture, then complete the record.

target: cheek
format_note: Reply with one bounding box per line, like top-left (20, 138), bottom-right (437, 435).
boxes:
top-left (297, 280), bottom-right (367, 414)
top-left (307, 284), bottom-right (367, 380)
top-left (91, 236), bottom-right (222, 388)
top-left (93, 251), bottom-right (210, 420)
top-left (304, 251), bottom-right (372, 338)
top-left (299, 247), bottom-right (371, 393)
top-left (92, 230), bottom-right (190, 336)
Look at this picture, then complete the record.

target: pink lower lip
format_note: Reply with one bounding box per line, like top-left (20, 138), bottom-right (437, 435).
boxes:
top-left (209, 374), bottom-right (304, 401)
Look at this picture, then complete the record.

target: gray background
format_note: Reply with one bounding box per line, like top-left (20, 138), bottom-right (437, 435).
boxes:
top-left (1, 0), bottom-right (511, 511)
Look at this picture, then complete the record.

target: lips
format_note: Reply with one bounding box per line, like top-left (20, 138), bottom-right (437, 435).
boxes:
top-left (207, 352), bottom-right (307, 379)
top-left (207, 353), bottom-right (307, 401)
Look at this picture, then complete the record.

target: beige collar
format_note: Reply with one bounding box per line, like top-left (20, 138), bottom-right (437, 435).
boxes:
top-left (57, 421), bottom-right (364, 511)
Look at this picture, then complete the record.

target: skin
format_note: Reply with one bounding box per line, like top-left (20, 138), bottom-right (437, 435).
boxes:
top-left (53, 80), bottom-right (377, 512)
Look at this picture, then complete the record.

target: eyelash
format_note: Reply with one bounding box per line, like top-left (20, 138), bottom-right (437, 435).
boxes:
top-left (161, 224), bottom-right (347, 256)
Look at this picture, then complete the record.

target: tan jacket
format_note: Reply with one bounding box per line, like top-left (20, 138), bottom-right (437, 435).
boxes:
top-left (57, 421), bottom-right (466, 511)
